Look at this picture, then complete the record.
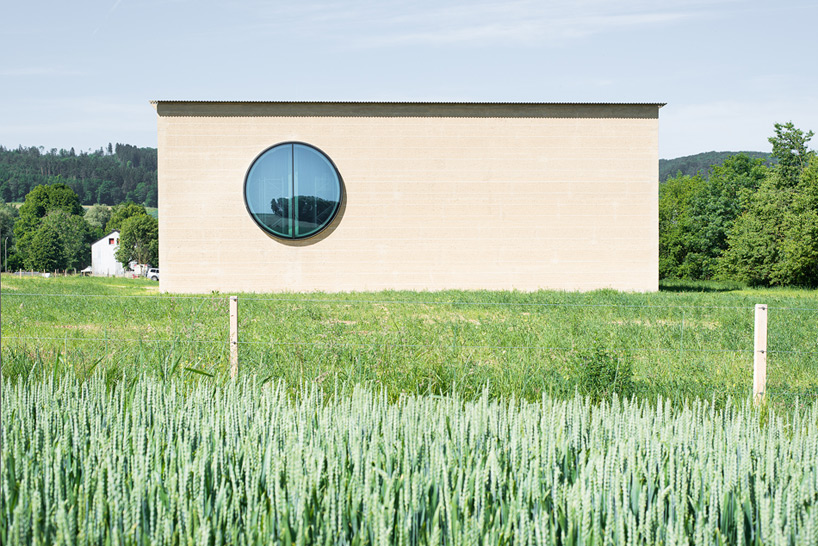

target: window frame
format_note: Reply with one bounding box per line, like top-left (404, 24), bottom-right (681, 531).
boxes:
top-left (243, 141), bottom-right (344, 241)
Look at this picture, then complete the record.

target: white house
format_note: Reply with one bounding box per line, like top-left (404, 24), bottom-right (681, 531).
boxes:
top-left (91, 230), bottom-right (126, 277)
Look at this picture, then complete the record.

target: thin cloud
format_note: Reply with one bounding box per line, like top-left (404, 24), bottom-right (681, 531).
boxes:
top-left (356, 10), bottom-right (696, 47)
top-left (108, 0), bottom-right (125, 14)
top-left (243, 0), bottom-right (723, 48)
top-left (94, 0), bottom-right (126, 34)
top-left (0, 67), bottom-right (84, 77)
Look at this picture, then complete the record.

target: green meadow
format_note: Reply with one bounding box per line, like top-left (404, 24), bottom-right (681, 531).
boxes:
top-left (5, 275), bottom-right (818, 544)
top-left (2, 275), bottom-right (818, 405)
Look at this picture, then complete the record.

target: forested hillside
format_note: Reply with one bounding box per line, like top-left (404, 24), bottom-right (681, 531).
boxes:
top-left (660, 151), bottom-right (773, 181)
top-left (0, 144), bottom-right (157, 206)
top-left (0, 144), bottom-right (777, 207)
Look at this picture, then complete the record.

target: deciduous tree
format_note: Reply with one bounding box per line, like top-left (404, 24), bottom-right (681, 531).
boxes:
top-left (658, 173), bottom-right (704, 279)
top-left (24, 223), bottom-right (64, 271)
top-left (41, 210), bottom-right (96, 270)
top-left (106, 202), bottom-right (147, 233)
top-left (683, 154), bottom-right (766, 279)
top-left (719, 124), bottom-right (817, 286)
top-left (116, 214), bottom-right (158, 268)
top-left (768, 122), bottom-right (815, 187)
top-left (84, 203), bottom-right (111, 231)
top-left (14, 183), bottom-right (83, 241)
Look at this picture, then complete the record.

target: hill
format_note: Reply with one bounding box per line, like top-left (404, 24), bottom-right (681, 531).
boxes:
top-left (660, 151), bottom-right (773, 181)
top-left (0, 144), bottom-right (778, 204)
top-left (0, 144), bottom-right (157, 206)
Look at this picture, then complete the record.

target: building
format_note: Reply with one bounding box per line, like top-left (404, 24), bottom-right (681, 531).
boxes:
top-left (153, 101), bottom-right (662, 294)
top-left (91, 230), bottom-right (125, 277)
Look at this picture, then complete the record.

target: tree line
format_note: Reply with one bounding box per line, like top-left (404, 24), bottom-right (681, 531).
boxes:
top-left (0, 144), bottom-right (157, 206)
top-left (659, 150), bottom-right (773, 182)
top-left (0, 184), bottom-right (158, 272)
top-left (3, 127), bottom-right (816, 285)
top-left (660, 122), bottom-right (818, 286)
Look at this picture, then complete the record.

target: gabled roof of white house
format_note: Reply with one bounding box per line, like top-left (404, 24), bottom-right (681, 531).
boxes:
top-left (93, 230), bottom-right (120, 246)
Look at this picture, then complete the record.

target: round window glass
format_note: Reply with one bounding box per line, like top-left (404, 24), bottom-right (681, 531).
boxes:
top-left (244, 142), bottom-right (342, 239)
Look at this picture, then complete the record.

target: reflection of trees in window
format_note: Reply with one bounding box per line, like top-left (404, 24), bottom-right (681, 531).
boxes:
top-left (292, 196), bottom-right (336, 228)
top-left (271, 197), bottom-right (289, 218)
top-left (245, 142), bottom-right (342, 239)
top-left (269, 195), bottom-right (337, 234)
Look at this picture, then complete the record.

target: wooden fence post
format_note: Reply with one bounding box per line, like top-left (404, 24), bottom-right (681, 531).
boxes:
top-left (230, 296), bottom-right (238, 378)
top-left (753, 304), bottom-right (767, 403)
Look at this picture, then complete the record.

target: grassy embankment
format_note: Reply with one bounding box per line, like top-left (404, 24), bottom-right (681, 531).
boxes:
top-left (2, 275), bottom-right (817, 405)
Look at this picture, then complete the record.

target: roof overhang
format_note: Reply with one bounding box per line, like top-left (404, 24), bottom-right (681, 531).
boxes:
top-left (150, 101), bottom-right (666, 119)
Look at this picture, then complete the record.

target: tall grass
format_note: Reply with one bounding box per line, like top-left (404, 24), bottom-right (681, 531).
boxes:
top-left (4, 376), bottom-right (818, 545)
top-left (4, 277), bottom-right (818, 544)
top-left (3, 275), bottom-right (818, 404)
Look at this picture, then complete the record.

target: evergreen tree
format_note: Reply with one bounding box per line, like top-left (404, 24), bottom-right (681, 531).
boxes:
top-left (0, 144), bottom-right (157, 206)
top-left (0, 202), bottom-right (18, 271)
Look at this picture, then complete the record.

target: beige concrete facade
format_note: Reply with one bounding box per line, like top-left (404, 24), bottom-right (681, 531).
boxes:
top-left (153, 101), bottom-right (662, 293)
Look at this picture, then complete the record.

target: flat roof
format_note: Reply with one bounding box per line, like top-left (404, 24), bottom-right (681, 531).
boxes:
top-left (151, 101), bottom-right (665, 119)
top-left (151, 100), bottom-right (665, 105)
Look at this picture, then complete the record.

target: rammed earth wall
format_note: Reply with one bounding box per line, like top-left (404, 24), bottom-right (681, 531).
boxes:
top-left (153, 101), bottom-right (662, 293)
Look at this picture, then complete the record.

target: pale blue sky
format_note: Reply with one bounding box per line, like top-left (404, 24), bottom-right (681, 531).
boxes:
top-left (2, 0), bottom-right (816, 158)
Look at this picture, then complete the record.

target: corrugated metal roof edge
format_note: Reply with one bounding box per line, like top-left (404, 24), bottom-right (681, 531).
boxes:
top-left (150, 100), bottom-right (666, 107)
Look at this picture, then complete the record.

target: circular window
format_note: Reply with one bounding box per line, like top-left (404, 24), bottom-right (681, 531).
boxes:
top-left (244, 142), bottom-right (343, 239)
